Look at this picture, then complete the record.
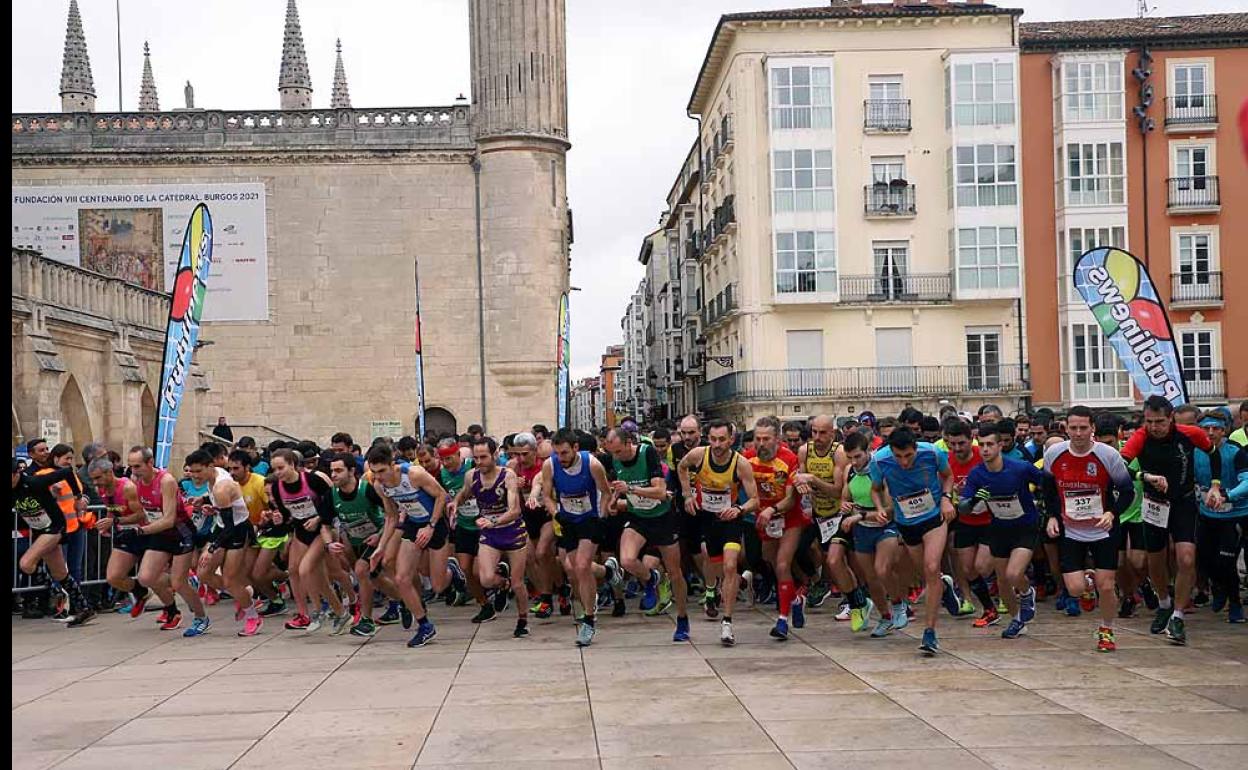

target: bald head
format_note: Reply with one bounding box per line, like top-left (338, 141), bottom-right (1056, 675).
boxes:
top-left (677, 415), bottom-right (701, 448)
top-left (810, 414), bottom-right (836, 449)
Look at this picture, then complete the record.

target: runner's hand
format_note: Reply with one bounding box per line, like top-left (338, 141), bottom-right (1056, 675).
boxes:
top-left (609, 480), bottom-right (628, 494)
top-left (683, 498), bottom-right (697, 516)
top-left (840, 499), bottom-right (855, 514)
top-left (95, 516), bottom-right (114, 532)
top-left (975, 488), bottom-right (992, 502)
top-left (841, 515), bottom-right (859, 533)
top-left (866, 509), bottom-right (889, 526)
top-left (1204, 487), bottom-right (1225, 510)
top-left (1144, 473), bottom-right (1169, 495)
top-left (476, 516), bottom-right (491, 529)
top-left (365, 534), bottom-right (380, 547)
top-left (719, 506), bottom-right (740, 522)
top-left (328, 541), bottom-right (345, 554)
top-left (1095, 511), bottom-right (1114, 531)
top-left (197, 552), bottom-right (213, 574)
top-left (1045, 518), bottom-right (1060, 539)
top-left (940, 497), bottom-right (956, 523)
top-left (447, 500), bottom-right (458, 518)
top-left (757, 508), bottom-right (773, 527)
top-left (415, 527), bottom-right (432, 548)
top-left (303, 518), bottom-right (319, 532)
top-left (369, 548), bottom-right (385, 571)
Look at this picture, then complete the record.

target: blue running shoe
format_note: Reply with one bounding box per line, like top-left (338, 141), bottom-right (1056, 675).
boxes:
top-left (919, 627), bottom-right (939, 655)
top-left (640, 569), bottom-right (659, 612)
top-left (791, 595), bottom-right (806, 629)
top-left (1001, 618), bottom-right (1027, 639)
top-left (1020, 587), bottom-right (1037, 623)
top-left (447, 556), bottom-right (467, 593)
top-left (1228, 604), bottom-right (1245, 624)
top-left (1065, 597), bottom-right (1082, 617)
top-left (1055, 591), bottom-right (1070, 614)
top-left (377, 601), bottom-right (401, 625)
top-left (182, 615), bottom-right (211, 637)
top-left (115, 600), bottom-right (134, 615)
top-left (940, 575), bottom-right (961, 617)
top-left (769, 617), bottom-right (790, 640)
top-left (673, 615), bottom-right (690, 643)
top-left (407, 620), bottom-right (437, 648)
top-left (624, 578), bottom-right (640, 600)
top-left (891, 602), bottom-right (909, 631)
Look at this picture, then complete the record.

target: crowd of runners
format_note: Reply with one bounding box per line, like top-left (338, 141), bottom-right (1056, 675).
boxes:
top-left (12, 397), bottom-right (1247, 655)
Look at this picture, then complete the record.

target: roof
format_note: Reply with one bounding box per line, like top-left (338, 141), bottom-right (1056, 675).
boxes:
top-left (1021, 13), bottom-right (1248, 52)
top-left (688, 2), bottom-right (1023, 114)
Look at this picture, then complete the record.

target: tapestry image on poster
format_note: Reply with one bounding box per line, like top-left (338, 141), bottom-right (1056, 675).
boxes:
top-left (78, 207), bottom-right (164, 289)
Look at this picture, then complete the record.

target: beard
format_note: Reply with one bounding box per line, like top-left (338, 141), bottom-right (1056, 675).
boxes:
top-left (757, 444), bottom-right (776, 462)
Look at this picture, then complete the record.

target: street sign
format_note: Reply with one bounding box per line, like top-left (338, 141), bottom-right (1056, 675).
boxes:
top-left (370, 420), bottom-right (403, 442)
top-left (39, 418), bottom-right (61, 445)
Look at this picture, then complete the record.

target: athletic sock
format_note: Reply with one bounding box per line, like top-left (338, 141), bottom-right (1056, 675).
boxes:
top-left (722, 615), bottom-right (732, 623)
top-left (778, 580), bottom-right (796, 619)
top-left (849, 586), bottom-right (867, 610)
top-left (969, 577), bottom-right (993, 611)
top-left (131, 582), bottom-right (149, 601)
top-left (416, 615), bottom-right (428, 626)
top-left (583, 614), bottom-right (595, 627)
top-left (1171, 608), bottom-right (1184, 620)
top-left (1160, 596), bottom-right (1173, 610)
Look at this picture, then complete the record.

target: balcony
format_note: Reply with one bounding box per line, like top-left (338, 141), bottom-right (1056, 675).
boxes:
top-left (714, 196), bottom-right (736, 238)
top-left (838, 272), bottom-right (951, 304)
top-left (1185, 369), bottom-right (1227, 401)
top-left (701, 283), bottom-right (738, 328)
top-left (718, 114), bottom-right (734, 154)
top-left (1164, 95), bottom-right (1217, 131)
top-left (863, 99), bottom-right (911, 132)
top-left (1167, 176), bottom-right (1220, 214)
top-left (1170, 272), bottom-right (1223, 307)
top-left (864, 183), bottom-right (917, 217)
top-left (697, 364), bottom-right (1031, 408)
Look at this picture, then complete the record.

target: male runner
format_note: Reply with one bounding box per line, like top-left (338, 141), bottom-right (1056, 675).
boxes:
top-left (1121, 395), bottom-right (1212, 644)
top-left (945, 418), bottom-right (993, 624)
top-left (840, 431), bottom-right (903, 637)
top-left (1193, 412), bottom-right (1247, 624)
top-left (187, 450), bottom-right (263, 636)
top-left (678, 419), bottom-right (759, 646)
top-left (13, 457), bottom-right (94, 626)
top-left (328, 453), bottom-right (397, 637)
top-left (438, 437), bottom-right (493, 622)
top-left (783, 421), bottom-right (806, 458)
top-left (670, 416), bottom-right (709, 611)
top-left (1093, 418), bottom-right (1150, 619)
top-left (1043, 406), bottom-right (1135, 652)
top-left (513, 433), bottom-right (565, 618)
top-left (227, 450), bottom-right (282, 615)
top-left (869, 429), bottom-right (956, 654)
top-left (89, 458), bottom-right (151, 619)
top-left (747, 417), bottom-right (804, 640)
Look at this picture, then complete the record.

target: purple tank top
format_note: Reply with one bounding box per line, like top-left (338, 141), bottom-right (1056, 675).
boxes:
top-left (471, 466), bottom-right (509, 518)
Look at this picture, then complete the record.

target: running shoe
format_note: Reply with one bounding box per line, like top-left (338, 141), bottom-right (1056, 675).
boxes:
top-left (604, 557), bottom-right (623, 588)
top-left (1211, 591), bottom-right (1227, 614)
top-left (740, 570), bottom-right (754, 606)
top-left (919, 627), bottom-right (940, 655)
top-left (1228, 604), bottom-right (1245, 624)
top-left (612, 598), bottom-right (626, 617)
top-left (808, 581), bottom-right (831, 609)
top-left (496, 560), bottom-right (511, 582)
top-left (791, 595), bottom-right (806, 629)
top-left (640, 569), bottom-right (659, 612)
top-left (851, 599), bottom-right (875, 633)
top-left (115, 600), bottom-right (134, 615)
top-left (400, 604), bottom-right (414, 630)
top-left (940, 575), bottom-right (961, 617)
top-left (1079, 591), bottom-right (1097, 614)
top-left (645, 592), bottom-right (673, 617)
top-left (305, 613), bottom-right (324, 633)
top-left (1193, 591), bottom-right (1210, 608)
top-left (996, 596), bottom-right (1010, 615)
top-left (769, 617), bottom-right (790, 641)
top-left (260, 598), bottom-right (288, 618)
top-left (1118, 596), bottom-right (1139, 619)
top-left (376, 602), bottom-right (400, 625)
top-left (1165, 615), bottom-right (1187, 646)
top-left (703, 588), bottom-right (719, 619)
top-left (1054, 591), bottom-right (1069, 613)
top-left (596, 586), bottom-right (614, 611)
top-left (350, 601), bottom-right (362, 625)
top-left (957, 598), bottom-right (976, 617)
top-left (182, 616), bottom-right (211, 637)
top-left (532, 600), bottom-right (554, 619)
top-left (160, 610), bottom-right (183, 631)
top-left (657, 573), bottom-right (673, 607)
top-left (1001, 618), bottom-right (1026, 639)
top-left (491, 587), bottom-right (511, 614)
top-left (890, 602), bottom-right (909, 631)
top-left (1096, 625), bottom-right (1116, 652)
top-left (576, 621), bottom-right (596, 647)
top-left (452, 589), bottom-right (472, 607)
top-left (870, 618), bottom-right (893, 638)
top-left (1065, 597), bottom-right (1082, 617)
top-left (973, 608), bottom-right (1001, 628)
top-left (834, 602), bottom-right (852, 622)
top-left (756, 583), bottom-right (777, 607)
top-left (907, 585), bottom-right (923, 605)
top-left (238, 615), bottom-right (264, 637)
top-left (407, 621), bottom-right (437, 647)
top-left (558, 593), bottom-right (572, 617)
top-left (1020, 587), bottom-right (1037, 624)
top-left (128, 594), bottom-right (149, 619)
top-left (673, 615), bottom-right (691, 643)
top-left (235, 601), bottom-right (247, 623)
top-left (447, 556), bottom-right (467, 592)
top-left (1140, 580), bottom-right (1160, 611)
top-left (330, 611), bottom-right (352, 636)
top-left (203, 586), bottom-right (221, 606)
top-left (1150, 605), bottom-right (1173, 635)
top-left (187, 571), bottom-right (201, 592)
top-left (471, 603), bottom-right (497, 623)
top-left (720, 619), bottom-right (735, 647)
top-left (624, 578), bottom-right (640, 600)
top-left (514, 619), bottom-right (530, 638)
top-left (284, 613), bottom-right (311, 630)
top-left (66, 607), bottom-right (96, 628)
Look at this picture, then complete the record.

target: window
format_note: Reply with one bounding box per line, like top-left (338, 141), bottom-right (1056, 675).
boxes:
top-left (773, 149), bottom-right (834, 212)
top-left (1177, 233), bottom-right (1211, 283)
top-left (955, 144), bottom-right (1017, 206)
top-left (1061, 60), bottom-right (1124, 122)
top-left (1071, 323), bottom-right (1131, 401)
top-left (966, 328), bottom-right (1001, 391)
top-left (958, 227), bottom-right (1019, 290)
top-left (770, 66), bottom-right (832, 129)
top-left (1173, 64), bottom-right (1209, 110)
top-left (775, 231), bottom-right (836, 294)
top-left (1180, 329), bottom-right (1215, 383)
top-left (1065, 142), bottom-right (1125, 205)
top-left (953, 61), bottom-right (1015, 126)
top-left (1175, 146), bottom-right (1210, 182)
top-left (870, 156), bottom-right (906, 184)
top-left (1069, 226), bottom-right (1125, 260)
top-left (873, 241), bottom-right (909, 298)
top-left (868, 76), bottom-right (903, 102)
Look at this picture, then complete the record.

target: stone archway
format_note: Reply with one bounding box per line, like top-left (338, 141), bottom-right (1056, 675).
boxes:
top-left (423, 407), bottom-right (457, 439)
top-left (58, 374), bottom-right (93, 449)
top-left (140, 386), bottom-right (157, 449)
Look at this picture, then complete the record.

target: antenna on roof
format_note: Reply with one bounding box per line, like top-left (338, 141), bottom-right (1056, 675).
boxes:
top-left (1138, 1), bottom-right (1153, 18)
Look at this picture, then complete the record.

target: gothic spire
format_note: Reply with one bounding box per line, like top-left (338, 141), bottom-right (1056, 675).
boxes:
top-left (278, 0), bottom-right (312, 109)
top-left (330, 39), bottom-right (351, 108)
top-left (59, 0), bottom-right (96, 112)
top-left (138, 41), bottom-right (159, 111)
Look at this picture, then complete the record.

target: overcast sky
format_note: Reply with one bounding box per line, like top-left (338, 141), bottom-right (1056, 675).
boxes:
top-left (11, 0), bottom-right (1240, 379)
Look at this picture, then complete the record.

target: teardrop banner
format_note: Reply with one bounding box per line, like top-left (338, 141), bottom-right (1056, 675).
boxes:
top-left (556, 292), bottom-right (570, 429)
top-left (154, 203), bottom-right (214, 469)
top-left (1072, 246), bottom-right (1187, 408)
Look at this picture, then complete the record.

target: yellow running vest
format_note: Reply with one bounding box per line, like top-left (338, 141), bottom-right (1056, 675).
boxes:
top-left (804, 440), bottom-right (840, 518)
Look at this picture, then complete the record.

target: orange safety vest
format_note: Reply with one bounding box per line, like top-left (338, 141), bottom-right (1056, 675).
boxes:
top-left (35, 466), bottom-right (80, 533)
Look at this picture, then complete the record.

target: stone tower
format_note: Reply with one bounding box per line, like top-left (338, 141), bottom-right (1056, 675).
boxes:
top-left (59, 0), bottom-right (96, 112)
top-left (330, 39), bottom-right (351, 109)
top-left (277, 0), bottom-right (312, 109)
top-left (468, 0), bottom-right (571, 430)
top-left (138, 42), bottom-right (159, 111)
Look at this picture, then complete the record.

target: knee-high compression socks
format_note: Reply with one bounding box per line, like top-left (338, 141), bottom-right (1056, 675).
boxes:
top-left (778, 580), bottom-right (796, 620)
top-left (51, 574), bottom-right (87, 612)
top-left (969, 577), bottom-right (993, 612)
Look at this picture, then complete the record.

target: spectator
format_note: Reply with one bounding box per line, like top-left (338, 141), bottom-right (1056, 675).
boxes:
top-left (211, 416), bottom-right (234, 442)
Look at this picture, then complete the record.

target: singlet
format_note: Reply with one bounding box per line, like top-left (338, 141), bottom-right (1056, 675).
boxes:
top-left (441, 460), bottom-right (478, 530)
top-left (181, 477), bottom-right (214, 532)
top-left (552, 451), bottom-right (599, 522)
top-left (101, 478), bottom-right (140, 532)
top-left (333, 480), bottom-right (387, 540)
top-left (868, 442), bottom-right (948, 526)
top-left (239, 472), bottom-right (268, 526)
top-left (694, 449), bottom-right (740, 515)
top-left (844, 465), bottom-right (880, 527)
top-left (471, 466), bottom-right (511, 525)
top-left (613, 444), bottom-right (671, 518)
top-left (745, 450), bottom-right (793, 511)
top-left (1043, 441), bottom-right (1131, 543)
top-left (134, 469), bottom-right (189, 528)
top-left (515, 461), bottom-right (544, 510)
top-left (948, 446), bottom-right (986, 526)
top-left (215, 494), bottom-right (251, 528)
top-left (274, 471), bottom-right (324, 521)
top-left (803, 440), bottom-right (840, 518)
top-left (377, 471), bottom-right (436, 524)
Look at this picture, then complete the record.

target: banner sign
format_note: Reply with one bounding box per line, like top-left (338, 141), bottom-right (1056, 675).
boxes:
top-left (1072, 246), bottom-right (1187, 407)
top-left (370, 421), bottom-right (403, 442)
top-left (154, 204), bottom-right (213, 469)
top-left (556, 293), bottom-right (570, 428)
top-left (414, 261), bottom-right (427, 439)
top-left (12, 183), bottom-right (267, 321)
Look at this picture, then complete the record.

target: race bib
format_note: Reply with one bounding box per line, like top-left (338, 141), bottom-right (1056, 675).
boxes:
top-left (561, 494), bottom-right (593, 515)
top-left (1064, 490), bottom-right (1103, 521)
top-left (764, 516), bottom-right (785, 538)
top-left (142, 506), bottom-right (164, 524)
top-left (22, 511), bottom-right (52, 530)
top-left (285, 498), bottom-right (318, 520)
top-left (701, 490), bottom-right (730, 514)
top-left (986, 496), bottom-right (1026, 521)
top-left (627, 491), bottom-right (660, 511)
top-left (192, 510), bottom-right (210, 531)
top-left (345, 519), bottom-right (378, 539)
top-left (458, 499), bottom-right (479, 518)
top-left (817, 515), bottom-right (844, 544)
top-left (897, 490), bottom-right (936, 519)
top-left (1142, 495), bottom-right (1171, 528)
top-left (397, 499), bottom-right (429, 520)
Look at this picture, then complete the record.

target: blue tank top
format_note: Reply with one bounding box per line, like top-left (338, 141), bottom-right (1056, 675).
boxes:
top-left (552, 451), bottom-right (597, 522)
top-left (377, 472), bottom-right (436, 524)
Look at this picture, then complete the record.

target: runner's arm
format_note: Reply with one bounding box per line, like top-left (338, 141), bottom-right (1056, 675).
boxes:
top-left (413, 467), bottom-right (448, 526)
top-left (118, 482), bottom-right (146, 526)
top-left (676, 447), bottom-right (704, 498)
top-left (736, 460), bottom-right (759, 515)
top-left (501, 470), bottom-right (523, 526)
top-left (589, 456), bottom-right (612, 513)
top-left (541, 460), bottom-right (557, 517)
top-left (307, 473), bottom-right (338, 530)
top-left (1103, 451), bottom-right (1135, 516)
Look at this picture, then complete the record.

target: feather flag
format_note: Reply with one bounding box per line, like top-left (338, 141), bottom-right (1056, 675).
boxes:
top-left (415, 260), bottom-right (427, 439)
top-left (154, 204), bottom-right (213, 468)
top-left (557, 293), bottom-right (570, 428)
top-left (1072, 246), bottom-right (1187, 408)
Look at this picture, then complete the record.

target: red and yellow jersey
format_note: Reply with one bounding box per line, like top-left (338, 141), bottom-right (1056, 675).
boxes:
top-left (743, 450), bottom-right (793, 510)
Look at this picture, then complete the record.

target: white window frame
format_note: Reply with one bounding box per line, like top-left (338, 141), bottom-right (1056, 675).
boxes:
top-left (775, 230), bottom-right (837, 297)
top-left (1168, 60), bottom-right (1214, 113)
top-left (770, 65), bottom-right (833, 130)
top-left (1069, 322), bottom-right (1132, 402)
top-left (1172, 142), bottom-right (1216, 180)
top-left (872, 240), bottom-right (910, 299)
top-left (868, 75), bottom-right (904, 102)
top-left (965, 326), bottom-right (1003, 392)
top-left (1065, 142), bottom-right (1125, 206)
top-left (773, 149), bottom-right (835, 213)
top-left (1176, 325), bottom-right (1221, 396)
top-left (955, 144), bottom-right (1018, 207)
top-left (958, 226), bottom-right (1019, 290)
top-left (1061, 60), bottom-right (1125, 123)
top-left (952, 60), bottom-right (1015, 126)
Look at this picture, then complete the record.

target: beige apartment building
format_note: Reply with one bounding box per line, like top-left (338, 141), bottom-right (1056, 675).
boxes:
top-left (683, 0), bottom-right (1032, 425)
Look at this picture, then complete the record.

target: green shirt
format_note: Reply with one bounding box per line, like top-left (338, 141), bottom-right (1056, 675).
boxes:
top-left (441, 459), bottom-right (477, 530)
top-left (612, 443), bottom-right (670, 518)
top-left (1231, 427), bottom-right (1247, 448)
top-left (331, 480), bottom-right (386, 544)
top-left (1120, 457), bottom-right (1143, 524)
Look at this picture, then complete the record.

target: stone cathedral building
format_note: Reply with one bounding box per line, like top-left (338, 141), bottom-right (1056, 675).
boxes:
top-left (12, 0), bottom-right (572, 450)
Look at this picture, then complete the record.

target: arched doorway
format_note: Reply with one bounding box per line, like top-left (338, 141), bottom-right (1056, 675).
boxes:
top-left (58, 375), bottom-right (93, 449)
top-left (423, 407), bottom-right (457, 439)
top-left (140, 386), bottom-right (157, 449)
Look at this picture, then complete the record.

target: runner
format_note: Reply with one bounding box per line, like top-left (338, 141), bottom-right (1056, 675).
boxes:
top-left (605, 427), bottom-right (691, 642)
top-left (438, 436), bottom-right (493, 623)
top-left (512, 433), bottom-right (565, 619)
top-left (1121, 395), bottom-right (1213, 644)
top-left (670, 416), bottom-right (709, 614)
top-left (328, 453), bottom-right (396, 637)
top-left (1042, 406), bottom-right (1135, 652)
top-left (869, 428), bottom-right (956, 655)
top-left (1093, 418), bottom-right (1149, 619)
top-left (745, 417), bottom-right (804, 641)
top-left (88, 458), bottom-right (151, 620)
top-left (227, 450), bottom-right (281, 615)
top-left (542, 428), bottom-right (613, 646)
top-left (368, 443), bottom-right (459, 647)
top-left (959, 422), bottom-right (1045, 639)
top-left (945, 418), bottom-right (994, 624)
top-left (12, 457), bottom-right (95, 627)
top-left (839, 431), bottom-right (904, 637)
top-left (677, 419), bottom-right (759, 646)
top-left (455, 437), bottom-right (532, 638)
top-left (1193, 412), bottom-right (1247, 624)
top-left (130, 447), bottom-right (209, 636)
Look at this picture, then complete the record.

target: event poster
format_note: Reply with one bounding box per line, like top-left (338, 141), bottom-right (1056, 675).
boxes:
top-left (12, 183), bottom-right (268, 321)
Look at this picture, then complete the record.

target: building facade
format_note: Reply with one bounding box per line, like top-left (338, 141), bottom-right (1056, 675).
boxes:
top-left (598, 345), bottom-right (624, 429)
top-left (12, 0), bottom-right (571, 448)
top-left (1020, 13), bottom-right (1247, 409)
top-left (570, 375), bottom-right (601, 431)
top-left (678, 0), bottom-right (1031, 425)
top-left (617, 283), bottom-right (648, 421)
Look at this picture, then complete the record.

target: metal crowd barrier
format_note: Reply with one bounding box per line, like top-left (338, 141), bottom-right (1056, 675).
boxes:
top-left (11, 505), bottom-right (124, 594)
